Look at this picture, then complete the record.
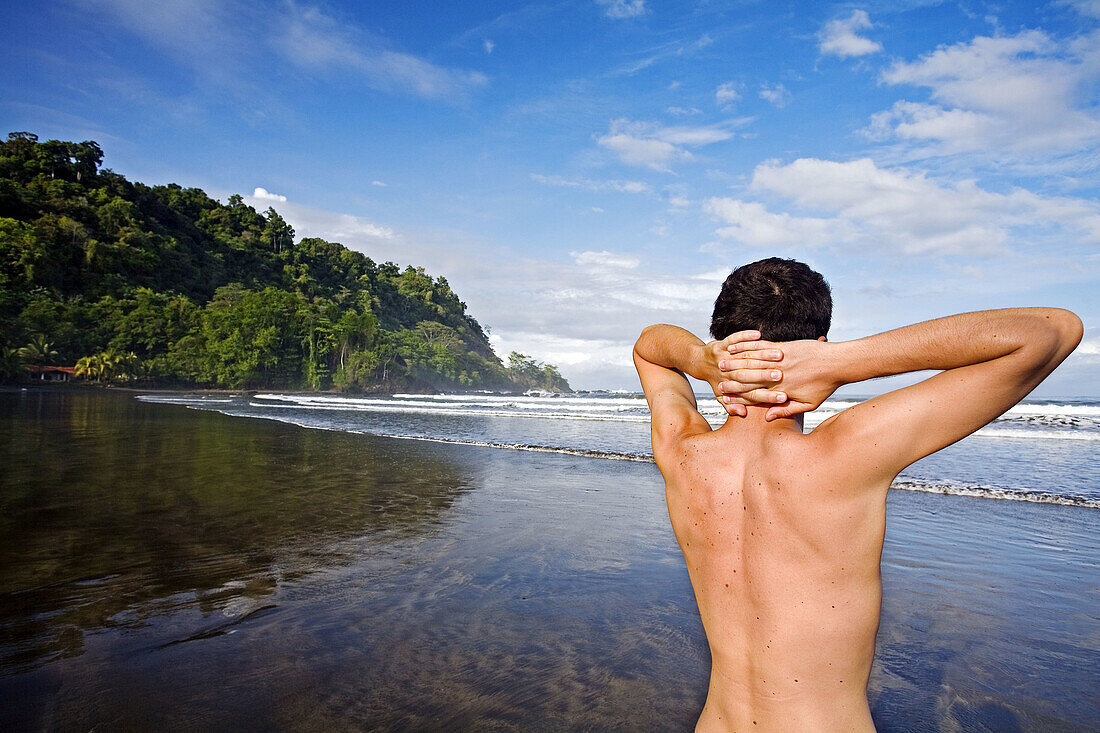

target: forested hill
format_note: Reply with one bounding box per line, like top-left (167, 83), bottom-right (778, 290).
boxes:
top-left (0, 132), bottom-right (569, 392)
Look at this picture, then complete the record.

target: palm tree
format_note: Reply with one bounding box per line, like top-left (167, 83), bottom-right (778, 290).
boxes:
top-left (99, 351), bottom-right (121, 384)
top-left (18, 335), bottom-right (59, 380)
top-left (0, 346), bottom-right (23, 382)
top-left (18, 334), bottom-right (57, 367)
top-left (112, 351), bottom-right (140, 382)
top-left (74, 355), bottom-right (100, 382)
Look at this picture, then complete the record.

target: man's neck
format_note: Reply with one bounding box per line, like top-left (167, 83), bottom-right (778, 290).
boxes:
top-left (717, 406), bottom-right (805, 436)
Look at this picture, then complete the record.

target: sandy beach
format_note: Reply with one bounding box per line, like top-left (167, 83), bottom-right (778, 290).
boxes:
top-left (1, 390), bottom-right (1097, 731)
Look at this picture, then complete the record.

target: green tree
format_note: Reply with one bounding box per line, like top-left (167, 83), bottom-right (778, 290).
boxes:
top-left (0, 345), bottom-right (23, 381)
top-left (261, 207), bottom-right (294, 254)
top-left (18, 334), bottom-right (57, 367)
top-left (332, 309), bottom-right (378, 372)
top-left (74, 354), bottom-right (100, 382)
top-left (0, 132), bottom-right (570, 393)
top-left (507, 351), bottom-right (570, 392)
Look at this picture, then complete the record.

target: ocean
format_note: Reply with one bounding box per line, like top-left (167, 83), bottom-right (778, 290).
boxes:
top-left (1, 389), bottom-right (1097, 731)
top-left (140, 390), bottom-right (1100, 508)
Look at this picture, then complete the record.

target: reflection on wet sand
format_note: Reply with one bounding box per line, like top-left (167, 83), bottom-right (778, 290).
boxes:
top-left (1, 390), bottom-right (713, 731)
top-left (0, 390), bottom-right (473, 677)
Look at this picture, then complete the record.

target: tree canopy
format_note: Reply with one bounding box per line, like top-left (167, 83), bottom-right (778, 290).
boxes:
top-left (0, 132), bottom-right (570, 393)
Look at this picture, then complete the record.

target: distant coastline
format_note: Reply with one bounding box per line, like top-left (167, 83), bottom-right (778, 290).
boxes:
top-left (0, 132), bottom-right (569, 395)
top-left (3, 382), bottom-right (573, 398)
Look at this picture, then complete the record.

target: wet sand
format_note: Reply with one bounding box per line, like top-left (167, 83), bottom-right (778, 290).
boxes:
top-left (1, 390), bottom-right (1096, 730)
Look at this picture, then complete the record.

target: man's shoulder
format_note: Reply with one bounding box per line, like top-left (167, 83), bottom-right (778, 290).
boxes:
top-left (655, 425), bottom-right (802, 469)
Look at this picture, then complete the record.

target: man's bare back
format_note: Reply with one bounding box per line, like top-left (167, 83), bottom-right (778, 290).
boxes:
top-left (634, 269), bottom-right (1081, 733)
top-left (663, 416), bottom-right (883, 731)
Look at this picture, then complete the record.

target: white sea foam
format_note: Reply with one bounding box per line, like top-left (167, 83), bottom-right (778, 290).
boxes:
top-left (972, 427), bottom-right (1100, 441)
top-left (137, 395), bottom-right (236, 404)
top-left (191, 404), bottom-right (1100, 510)
top-left (1003, 403), bottom-right (1100, 417)
top-left (248, 393), bottom-right (1099, 441)
top-left (249, 400), bottom-right (653, 423)
top-left (891, 480), bottom-right (1100, 509)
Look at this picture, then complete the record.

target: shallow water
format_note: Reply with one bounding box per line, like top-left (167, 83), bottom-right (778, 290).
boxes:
top-left (144, 391), bottom-right (1100, 508)
top-left (1, 390), bottom-right (1097, 731)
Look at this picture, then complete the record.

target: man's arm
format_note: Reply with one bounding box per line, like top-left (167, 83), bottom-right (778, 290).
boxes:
top-left (721, 308), bottom-right (1083, 482)
top-left (633, 325), bottom-right (784, 448)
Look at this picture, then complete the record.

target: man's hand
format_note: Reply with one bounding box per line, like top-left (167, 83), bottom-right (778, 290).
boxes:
top-left (703, 331), bottom-right (787, 416)
top-left (719, 337), bottom-right (840, 420)
top-left (632, 325), bottom-right (789, 417)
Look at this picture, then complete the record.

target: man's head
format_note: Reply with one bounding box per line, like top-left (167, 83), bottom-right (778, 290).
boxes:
top-left (710, 257), bottom-right (832, 341)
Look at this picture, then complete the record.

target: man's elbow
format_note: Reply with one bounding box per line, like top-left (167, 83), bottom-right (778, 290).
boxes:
top-left (1025, 308), bottom-right (1084, 367)
top-left (636, 324), bottom-right (660, 343)
top-left (1056, 309), bottom-right (1084, 348)
top-left (1042, 308), bottom-right (1084, 352)
top-left (634, 324), bottom-right (664, 359)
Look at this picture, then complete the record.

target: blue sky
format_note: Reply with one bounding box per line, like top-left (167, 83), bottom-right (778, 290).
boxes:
top-left (3, 0), bottom-right (1099, 393)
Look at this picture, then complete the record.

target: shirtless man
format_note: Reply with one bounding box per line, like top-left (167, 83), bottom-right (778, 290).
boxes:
top-left (632, 258), bottom-right (1082, 731)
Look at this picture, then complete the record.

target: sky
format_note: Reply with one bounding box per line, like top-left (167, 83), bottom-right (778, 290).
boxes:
top-left (2, 0), bottom-right (1099, 394)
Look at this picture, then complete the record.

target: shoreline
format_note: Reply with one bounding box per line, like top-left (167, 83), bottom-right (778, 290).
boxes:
top-left (7, 383), bottom-right (1097, 403)
top-left (1, 383), bottom-right (574, 398)
top-left (126, 390), bottom-right (1100, 511)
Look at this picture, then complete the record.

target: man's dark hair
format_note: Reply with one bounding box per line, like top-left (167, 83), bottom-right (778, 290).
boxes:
top-left (710, 258), bottom-right (832, 341)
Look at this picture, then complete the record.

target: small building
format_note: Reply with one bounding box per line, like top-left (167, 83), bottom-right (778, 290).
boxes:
top-left (26, 365), bottom-right (76, 382)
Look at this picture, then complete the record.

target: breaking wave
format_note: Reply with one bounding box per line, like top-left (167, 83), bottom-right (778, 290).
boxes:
top-left (135, 391), bottom-right (1099, 510)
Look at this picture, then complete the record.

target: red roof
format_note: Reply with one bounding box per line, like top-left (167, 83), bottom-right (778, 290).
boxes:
top-left (27, 365), bottom-right (76, 374)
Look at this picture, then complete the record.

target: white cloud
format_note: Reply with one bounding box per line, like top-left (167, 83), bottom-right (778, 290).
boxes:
top-left (884, 30), bottom-right (1053, 104)
top-left (280, 5), bottom-right (488, 101)
top-left (862, 101), bottom-right (992, 149)
top-left (530, 173), bottom-right (651, 194)
top-left (597, 118), bottom-right (744, 171)
top-left (371, 180), bottom-right (387, 187)
top-left (667, 106), bottom-right (702, 116)
top-left (86, 0), bottom-right (243, 83)
top-left (819, 10), bottom-right (882, 58)
top-left (85, 0), bottom-right (487, 103)
top-left (705, 199), bottom-right (843, 248)
top-left (716, 82), bottom-right (741, 108)
top-left (614, 34), bottom-right (714, 75)
top-left (572, 250), bottom-right (640, 269)
top-left (263, 199), bottom-right (397, 242)
top-left (659, 125), bottom-right (737, 145)
top-left (487, 259), bottom-right (733, 387)
top-left (326, 215), bottom-right (397, 240)
top-left (597, 135), bottom-right (683, 171)
top-left (1078, 335), bottom-right (1100, 355)
top-left (487, 330), bottom-right (638, 387)
top-left (1057, 0), bottom-right (1100, 18)
top-left (483, 39), bottom-right (495, 54)
top-left (759, 83), bottom-right (790, 107)
top-left (751, 158), bottom-right (1006, 254)
top-left (871, 30), bottom-right (1100, 154)
top-left (615, 180), bottom-right (650, 194)
top-left (706, 157), bottom-right (1100, 256)
top-left (597, 0), bottom-right (646, 19)
top-left (252, 186), bottom-right (287, 202)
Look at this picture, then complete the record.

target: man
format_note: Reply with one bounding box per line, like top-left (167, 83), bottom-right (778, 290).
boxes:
top-left (632, 257), bottom-right (1081, 732)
